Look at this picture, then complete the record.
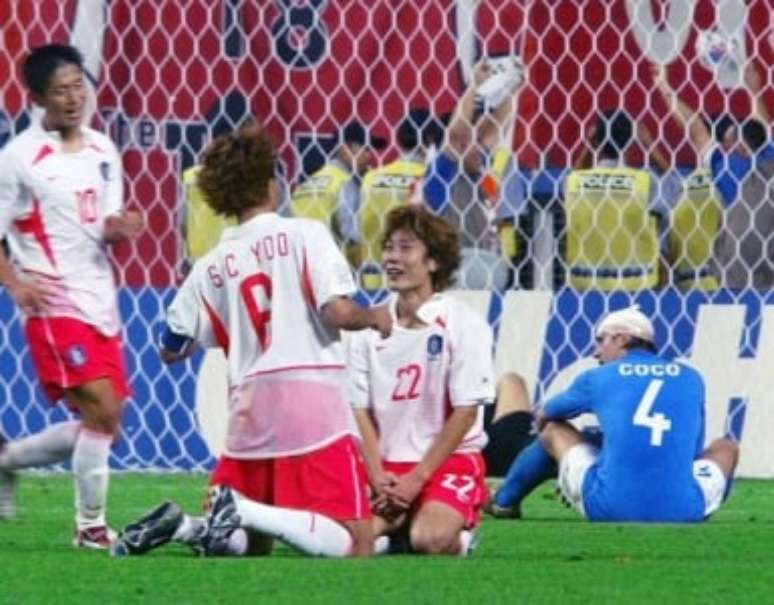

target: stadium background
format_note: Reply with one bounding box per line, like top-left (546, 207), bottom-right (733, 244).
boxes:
top-left (0, 0), bottom-right (772, 475)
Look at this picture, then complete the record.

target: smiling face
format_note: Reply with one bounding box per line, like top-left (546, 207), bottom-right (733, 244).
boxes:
top-left (382, 227), bottom-right (437, 297)
top-left (36, 63), bottom-right (86, 133)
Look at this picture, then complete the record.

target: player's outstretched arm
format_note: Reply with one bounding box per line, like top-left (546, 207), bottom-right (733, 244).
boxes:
top-left (322, 297), bottom-right (392, 338)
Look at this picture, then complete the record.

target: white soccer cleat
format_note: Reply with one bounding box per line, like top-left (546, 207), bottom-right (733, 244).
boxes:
top-left (73, 525), bottom-right (118, 550)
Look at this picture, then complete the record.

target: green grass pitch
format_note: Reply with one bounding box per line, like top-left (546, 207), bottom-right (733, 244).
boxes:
top-left (1, 475), bottom-right (773, 604)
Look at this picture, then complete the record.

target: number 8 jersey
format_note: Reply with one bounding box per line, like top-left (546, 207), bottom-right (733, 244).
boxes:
top-left (166, 213), bottom-right (359, 459)
top-left (347, 293), bottom-right (496, 463)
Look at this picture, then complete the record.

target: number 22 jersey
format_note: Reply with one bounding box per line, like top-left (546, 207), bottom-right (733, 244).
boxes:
top-left (347, 293), bottom-right (495, 463)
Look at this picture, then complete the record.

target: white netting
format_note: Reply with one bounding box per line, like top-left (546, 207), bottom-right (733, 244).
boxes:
top-left (0, 1), bottom-right (772, 474)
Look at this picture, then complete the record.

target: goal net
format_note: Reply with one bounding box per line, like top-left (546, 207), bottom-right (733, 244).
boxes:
top-left (0, 0), bottom-right (772, 475)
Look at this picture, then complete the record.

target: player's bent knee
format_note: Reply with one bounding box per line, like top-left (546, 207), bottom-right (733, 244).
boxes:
top-left (538, 422), bottom-right (560, 450)
top-left (409, 524), bottom-right (459, 555)
top-left (711, 437), bottom-right (741, 475)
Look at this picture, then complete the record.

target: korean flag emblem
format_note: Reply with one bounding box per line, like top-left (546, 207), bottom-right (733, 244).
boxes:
top-left (99, 161), bottom-right (110, 182)
top-left (426, 335), bottom-right (443, 361)
top-left (67, 345), bottom-right (88, 368)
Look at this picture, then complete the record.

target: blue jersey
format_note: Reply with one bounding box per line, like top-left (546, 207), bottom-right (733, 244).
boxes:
top-left (543, 349), bottom-right (706, 522)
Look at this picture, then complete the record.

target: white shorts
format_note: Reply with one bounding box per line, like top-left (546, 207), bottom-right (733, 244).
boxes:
top-left (692, 458), bottom-right (727, 517)
top-left (557, 442), bottom-right (598, 518)
top-left (557, 446), bottom-right (728, 519)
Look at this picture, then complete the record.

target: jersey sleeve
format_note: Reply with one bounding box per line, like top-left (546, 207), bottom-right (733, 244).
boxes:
top-left (0, 148), bottom-right (24, 235)
top-left (542, 371), bottom-right (593, 419)
top-left (346, 330), bottom-right (372, 409)
top-left (448, 311), bottom-right (496, 407)
top-left (304, 220), bottom-right (357, 311)
top-left (164, 261), bottom-right (218, 348)
top-left (102, 139), bottom-right (124, 217)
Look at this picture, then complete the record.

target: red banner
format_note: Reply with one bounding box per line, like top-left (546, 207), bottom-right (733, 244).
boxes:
top-left (0, 0), bottom-right (770, 286)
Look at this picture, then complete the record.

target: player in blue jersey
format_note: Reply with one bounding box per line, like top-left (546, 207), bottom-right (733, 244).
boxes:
top-left (535, 306), bottom-right (738, 522)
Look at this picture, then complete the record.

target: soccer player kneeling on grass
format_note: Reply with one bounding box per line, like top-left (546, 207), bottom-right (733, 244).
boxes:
top-left (537, 306), bottom-right (739, 523)
top-left (348, 206), bottom-right (495, 556)
top-left (113, 122), bottom-right (392, 558)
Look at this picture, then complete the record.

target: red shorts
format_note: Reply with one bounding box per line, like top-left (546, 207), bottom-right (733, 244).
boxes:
top-left (210, 435), bottom-right (371, 522)
top-left (25, 316), bottom-right (131, 405)
top-left (383, 453), bottom-right (488, 528)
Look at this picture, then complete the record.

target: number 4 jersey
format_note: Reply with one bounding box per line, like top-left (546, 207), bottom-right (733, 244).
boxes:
top-left (166, 212), bottom-right (359, 459)
top-left (543, 349), bottom-right (707, 521)
top-left (0, 120), bottom-right (124, 335)
top-left (347, 293), bottom-right (496, 463)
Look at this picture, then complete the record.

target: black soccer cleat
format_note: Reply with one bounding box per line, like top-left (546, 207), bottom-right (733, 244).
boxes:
top-left (200, 486), bottom-right (241, 557)
top-left (111, 501), bottom-right (184, 556)
top-left (483, 491), bottom-right (522, 520)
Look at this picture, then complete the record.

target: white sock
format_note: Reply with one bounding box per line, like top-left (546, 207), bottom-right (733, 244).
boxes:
top-left (0, 421), bottom-right (80, 469)
top-left (235, 497), bottom-right (352, 557)
top-left (173, 514), bottom-right (206, 545)
top-left (458, 530), bottom-right (475, 557)
top-left (72, 428), bottom-right (112, 529)
top-left (374, 535), bottom-right (390, 555)
top-left (225, 528), bottom-right (249, 556)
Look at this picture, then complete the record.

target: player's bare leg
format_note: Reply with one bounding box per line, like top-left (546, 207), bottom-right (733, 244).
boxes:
top-left (539, 421), bottom-right (585, 461)
top-left (493, 372), bottom-right (532, 422)
top-left (342, 518), bottom-right (374, 557)
top-left (408, 501), bottom-right (468, 555)
top-left (701, 437), bottom-right (740, 480)
top-left (66, 377), bottom-right (123, 549)
top-left (0, 421), bottom-right (82, 519)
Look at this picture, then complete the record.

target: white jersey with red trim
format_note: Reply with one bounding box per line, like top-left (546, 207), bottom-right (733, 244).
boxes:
top-left (0, 121), bottom-right (124, 335)
top-left (348, 293), bottom-right (495, 463)
top-left (166, 212), bottom-right (359, 458)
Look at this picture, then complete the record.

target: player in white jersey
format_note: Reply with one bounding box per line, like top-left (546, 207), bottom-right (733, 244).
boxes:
top-left (0, 45), bottom-right (142, 548)
top-left (348, 205), bottom-right (495, 556)
top-left (112, 122), bottom-right (391, 559)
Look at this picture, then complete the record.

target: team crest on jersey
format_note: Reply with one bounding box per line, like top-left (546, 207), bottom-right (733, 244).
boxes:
top-left (67, 345), bottom-right (88, 368)
top-left (426, 335), bottom-right (443, 360)
top-left (99, 161), bottom-right (110, 181)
